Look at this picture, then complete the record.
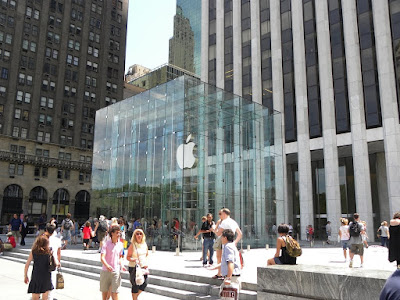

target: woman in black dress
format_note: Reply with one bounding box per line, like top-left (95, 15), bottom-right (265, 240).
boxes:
top-left (24, 235), bottom-right (55, 300)
top-left (389, 212), bottom-right (400, 269)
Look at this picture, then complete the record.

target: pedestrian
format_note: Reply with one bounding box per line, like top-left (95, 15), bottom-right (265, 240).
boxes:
top-left (21, 215), bottom-right (29, 246)
top-left (194, 216), bottom-right (207, 261)
top-left (361, 221), bottom-right (369, 248)
top-left (271, 223), bottom-right (277, 236)
top-left (212, 208), bottom-right (242, 279)
top-left (195, 214), bottom-right (215, 267)
top-left (44, 223), bottom-right (62, 300)
top-left (3, 231), bottom-right (16, 250)
top-left (82, 221), bottom-right (92, 250)
top-left (100, 225), bottom-right (125, 300)
top-left (288, 223), bottom-right (294, 237)
top-left (97, 215), bottom-right (109, 251)
top-left (348, 213), bottom-right (365, 268)
top-left (37, 213), bottom-right (47, 235)
top-left (339, 218), bottom-right (350, 261)
top-left (71, 219), bottom-right (78, 245)
top-left (61, 213), bottom-right (74, 249)
top-left (378, 221), bottom-right (390, 248)
top-left (388, 212), bottom-right (400, 269)
top-left (209, 229), bottom-right (241, 298)
top-left (127, 228), bottom-right (149, 300)
top-left (133, 217), bottom-right (141, 230)
top-left (118, 219), bottom-right (126, 248)
top-left (379, 268), bottom-right (400, 300)
top-left (267, 223), bottom-right (297, 265)
top-left (8, 213), bottom-right (22, 244)
top-left (24, 235), bottom-right (59, 300)
top-left (326, 221), bottom-right (332, 244)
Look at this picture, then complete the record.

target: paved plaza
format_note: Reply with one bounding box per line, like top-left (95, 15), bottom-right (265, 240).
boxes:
top-left (0, 234), bottom-right (396, 299)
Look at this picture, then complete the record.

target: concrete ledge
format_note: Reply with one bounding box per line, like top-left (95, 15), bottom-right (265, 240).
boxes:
top-left (257, 265), bottom-right (392, 300)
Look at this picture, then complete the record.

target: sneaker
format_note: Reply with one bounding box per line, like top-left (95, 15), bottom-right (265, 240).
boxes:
top-left (349, 260), bottom-right (353, 268)
top-left (360, 264), bottom-right (363, 268)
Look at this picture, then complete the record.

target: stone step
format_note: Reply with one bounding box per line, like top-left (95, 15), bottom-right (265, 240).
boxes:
top-left (2, 250), bottom-right (256, 300)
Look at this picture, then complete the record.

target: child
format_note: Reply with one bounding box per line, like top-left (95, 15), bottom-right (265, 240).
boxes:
top-left (82, 221), bottom-right (92, 250)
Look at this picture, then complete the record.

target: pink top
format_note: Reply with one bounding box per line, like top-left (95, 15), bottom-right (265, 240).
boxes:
top-left (101, 239), bottom-right (124, 272)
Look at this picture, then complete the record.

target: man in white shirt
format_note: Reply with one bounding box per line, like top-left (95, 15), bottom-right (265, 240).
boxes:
top-left (45, 223), bottom-right (61, 300)
top-left (212, 208), bottom-right (242, 279)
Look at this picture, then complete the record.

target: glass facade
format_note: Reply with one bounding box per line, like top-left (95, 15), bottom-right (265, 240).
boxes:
top-left (91, 76), bottom-right (283, 250)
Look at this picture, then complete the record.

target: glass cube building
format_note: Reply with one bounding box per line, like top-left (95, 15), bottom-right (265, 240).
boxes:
top-left (92, 76), bottom-right (283, 249)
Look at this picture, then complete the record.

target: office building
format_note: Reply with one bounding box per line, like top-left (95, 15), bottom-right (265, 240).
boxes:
top-left (125, 64), bottom-right (151, 82)
top-left (0, 0), bottom-right (128, 225)
top-left (201, 0), bottom-right (400, 240)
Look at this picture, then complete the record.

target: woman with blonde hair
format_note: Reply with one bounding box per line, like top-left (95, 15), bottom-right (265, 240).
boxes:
top-left (24, 235), bottom-right (59, 300)
top-left (339, 218), bottom-right (350, 261)
top-left (127, 228), bottom-right (149, 300)
top-left (378, 221), bottom-right (389, 248)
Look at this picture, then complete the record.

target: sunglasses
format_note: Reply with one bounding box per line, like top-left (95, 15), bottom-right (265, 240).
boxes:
top-left (135, 232), bottom-right (143, 236)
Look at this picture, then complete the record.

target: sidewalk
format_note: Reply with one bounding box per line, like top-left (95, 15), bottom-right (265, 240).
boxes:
top-left (2, 234), bottom-right (397, 285)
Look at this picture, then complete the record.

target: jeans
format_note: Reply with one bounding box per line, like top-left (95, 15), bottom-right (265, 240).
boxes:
top-left (203, 238), bottom-right (214, 265)
top-left (381, 236), bottom-right (388, 247)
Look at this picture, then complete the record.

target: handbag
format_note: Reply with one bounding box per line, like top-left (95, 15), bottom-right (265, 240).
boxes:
top-left (49, 251), bottom-right (56, 272)
top-left (56, 268), bottom-right (64, 289)
top-left (135, 264), bottom-right (145, 285)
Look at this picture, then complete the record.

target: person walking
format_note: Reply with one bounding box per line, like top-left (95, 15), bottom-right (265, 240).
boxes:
top-left (100, 225), bottom-right (125, 300)
top-left (82, 221), bottom-right (92, 250)
top-left (20, 215), bottom-right (29, 246)
top-left (339, 218), bottom-right (350, 261)
top-left (61, 213), bottom-right (74, 249)
top-left (378, 221), bottom-right (390, 248)
top-left (44, 223), bottom-right (62, 300)
top-left (194, 216), bottom-right (207, 261)
top-left (37, 213), bottom-right (47, 235)
top-left (361, 221), bottom-right (369, 248)
top-left (326, 221), bottom-right (332, 244)
top-left (195, 213), bottom-right (215, 267)
top-left (348, 213), bottom-right (365, 268)
top-left (267, 224), bottom-right (297, 265)
top-left (8, 213), bottom-right (22, 245)
top-left (127, 228), bottom-right (149, 300)
top-left (212, 208), bottom-right (242, 279)
top-left (97, 215), bottom-right (109, 251)
top-left (388, 212), bottom-right (400, 269)
top-left (24, 235), bottom-right (59, 300)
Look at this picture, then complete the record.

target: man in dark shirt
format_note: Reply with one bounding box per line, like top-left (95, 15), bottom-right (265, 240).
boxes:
top-left (196, 213), bottom-right (215, 266)
top-left (37, 213), bottom-right (46, 235)
top-left (8, 213), bottom-right (22, 244)
top-left (380, 269), bottom-right (400, 300)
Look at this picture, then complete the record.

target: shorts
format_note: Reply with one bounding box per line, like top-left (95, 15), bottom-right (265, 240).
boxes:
top-left (97, 231), bottom-right (106, 243)
top-left (213, 236), bottom-right (222, 251)
top-left (11, 231), bottom-right (21, 239)
top-left (341, 240), bottom-right (349, 250)
top-left (350, 244), bottom-right (364, 256)
top-left (273, 257), bottom-right (282, 265)
top-left (100, 270), bottom-right (121, 293)
top-left (62, 230), bottom-right (71, 242)
top-left (83, 239), bottom-right (90, 244)
top-left (129, 267), bottom-right (148, 293)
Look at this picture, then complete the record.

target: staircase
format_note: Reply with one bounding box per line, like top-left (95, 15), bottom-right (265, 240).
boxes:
top-left (2, 249), bottom-right (257, 300)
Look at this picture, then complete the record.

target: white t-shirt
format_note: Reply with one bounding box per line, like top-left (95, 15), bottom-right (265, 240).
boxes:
top-left (219, 217), bottom-right (239, 234)
top-left (49, 233), bottom-right (61, 270)
top-left (339, 225), bottom-right (350, 241)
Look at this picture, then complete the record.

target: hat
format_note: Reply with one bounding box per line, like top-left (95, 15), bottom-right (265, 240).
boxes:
top-left (6, 232), bottom-right (12, 236)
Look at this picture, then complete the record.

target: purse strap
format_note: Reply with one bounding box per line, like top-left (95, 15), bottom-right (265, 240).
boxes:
top-left (134, 244), bottom-right (141, 266)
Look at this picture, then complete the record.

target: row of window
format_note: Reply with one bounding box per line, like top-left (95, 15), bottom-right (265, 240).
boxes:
top-left (0, 12), bottom-right (14, 28)
top-left (86, 61), bottom-right (98, 72)
top-left (26, 7), bottom-right (40, 20)
top-left (0, 31), bottom-right (12, 44)
top-left (16, 91), bottom-right (31, 103)
top-left (0, 48), bottom-right (11, 62)
top-left (21, 55), bottom-right (36, 69)
top-left (11, 164), bottom-right (91, 182)
top-left (64, 86), bottom-right (77, 97)
top-left (1, 0), bottom-right (16, 9)
top-left (14, 109), bottom-right (29, 121)
top-left (18, 73), bottom-right (33, 86)
top-left (22, 40), bottom-right (37, 52)
top-left (66, 54), bottom-right (79, 66)
top-left (24, 22), bottom-right (39, 36)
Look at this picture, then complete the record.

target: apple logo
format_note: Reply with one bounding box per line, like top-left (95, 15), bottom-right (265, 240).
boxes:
top-left (176, 134), bottom-right (197, 169)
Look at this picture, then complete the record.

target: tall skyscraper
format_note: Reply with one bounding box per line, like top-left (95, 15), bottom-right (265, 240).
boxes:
top-left (169, 0), bottom-right (202, 76)
top-left (0, 0), bottom-right (128, 224)
top-left (202, 0), bottom-right (400, 240)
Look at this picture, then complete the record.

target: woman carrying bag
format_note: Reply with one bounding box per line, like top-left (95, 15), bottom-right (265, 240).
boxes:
top-left (127, 228), bottom-right (149, 300)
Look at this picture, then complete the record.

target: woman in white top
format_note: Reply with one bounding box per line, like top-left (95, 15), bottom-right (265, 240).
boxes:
top-left (339, 218), bottom-right (350, 261)
top-left (378, 221), bottom-right (390, 248)
top-left (127, 228), bottom-right (149, 300)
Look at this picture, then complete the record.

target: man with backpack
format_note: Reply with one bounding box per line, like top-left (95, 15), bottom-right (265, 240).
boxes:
top-left (348, 213), bottom-right (365, 268)
top-left (61, 213), bottom-right (74, 249)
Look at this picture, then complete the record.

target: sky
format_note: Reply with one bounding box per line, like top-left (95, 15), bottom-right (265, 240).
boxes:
top-left (125, 0), bottom-right (176, 73)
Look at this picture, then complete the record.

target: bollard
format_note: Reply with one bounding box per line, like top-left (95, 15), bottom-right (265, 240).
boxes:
top-left (152, 246), bottom-right (156, 253)
top-left (265, 244), bottom-right (269, 250)
top-left (175, 247), bottom-right (180, 256)
top-left (247, 245), bottom-right (251, 251)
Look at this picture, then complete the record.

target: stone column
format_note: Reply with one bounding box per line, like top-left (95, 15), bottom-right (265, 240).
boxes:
top-left (250, 0), bottom-right (262, 105)
top-left (372, 0), bottom-right (400, 217)
top-left (376, 153), bottom-right (390, 222)
top-left (270, 0), bottom-right (287, 226)
top-left (201, 0), bottom-right (209, 82)
top-left (216, 0), bottom-right (224, 89)
top-left (315, 0), bottom-right (341, 237)
top-left (341, 0), bottom-right (374, 237)
top-left (291, 0), bottom-right (314, 240)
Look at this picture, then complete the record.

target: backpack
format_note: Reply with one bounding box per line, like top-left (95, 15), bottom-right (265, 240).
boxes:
top-left (63, 219), bottom-right (72, 230)
top-left (98, 220), bottom-right (108, 232)
top-left (285, 235), bottom-right (302, 257)
top-left (349, 221), bottom-right (361, 237)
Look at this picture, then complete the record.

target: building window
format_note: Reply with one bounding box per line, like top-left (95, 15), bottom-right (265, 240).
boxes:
top-left (14, 109), bottom-right (21, 119)
top-left (9, 163), bottom-right (15, 175)
top-left (21, 128), bottom-right (27, 139)
top-left (17, 164), bottom-right (24, 175)
top-left (12, 126), bottom-right (19, 137)
top-left (1, 67), bottom-right (8, 79)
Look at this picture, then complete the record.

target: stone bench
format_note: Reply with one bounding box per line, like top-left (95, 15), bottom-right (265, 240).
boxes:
top-left (257, 265), bottom-right (392, 300)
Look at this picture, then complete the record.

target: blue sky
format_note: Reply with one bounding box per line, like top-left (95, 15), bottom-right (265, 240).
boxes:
top-left (125, 0), bottom-right (176, 72)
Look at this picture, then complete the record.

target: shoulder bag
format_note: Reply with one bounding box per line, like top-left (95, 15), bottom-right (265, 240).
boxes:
top-left (49, 251), bottom-right (57, 272)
